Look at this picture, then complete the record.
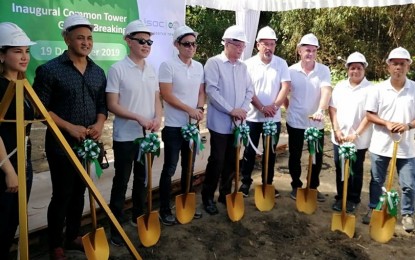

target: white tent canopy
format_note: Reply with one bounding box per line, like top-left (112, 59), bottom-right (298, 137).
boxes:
top-left (186, 0), bottom-right (415, 59)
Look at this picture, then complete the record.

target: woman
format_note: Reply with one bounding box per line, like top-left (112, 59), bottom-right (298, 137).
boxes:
top-left (328, 52), bottom-right (373, 215)
top-left (0, 22), bottom-right (36, 258)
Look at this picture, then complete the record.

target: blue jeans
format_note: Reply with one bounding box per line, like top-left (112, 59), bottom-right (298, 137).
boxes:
top-left (241, 121), bottom-right (281, 186)
top-left (109, 141), bottom-right (147, 233)
top-left (159, 126), bottom-right (196, 212)
top-left (369, 153), bottom-right (415, 215)
top-left (333, 144), bottom-right (367, 204)
top-left (286, 123), bottom-right (324, 189)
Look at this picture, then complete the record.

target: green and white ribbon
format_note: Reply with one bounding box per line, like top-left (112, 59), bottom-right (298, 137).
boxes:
top-left (338, 142), bottom-right (357, 181)
top-left (134, 132), bottom-right (161, 164)
top-left (181, 123), bottom-right (204, 154)
top-left (376, 187), bottom-right (400, 217)
top-left (134, 132), bottom-right (161, 187)
top-left (73, 139), bottom-right (103, 179)
top-left (233, 122), bottom-right (251, 147)
top-left (263, 121), bottom-right (279, 153)
top-left (304, 127), bottom-right (323, 164)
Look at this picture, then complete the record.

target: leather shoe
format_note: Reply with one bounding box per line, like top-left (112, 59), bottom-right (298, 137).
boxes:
top-left (203, 199), bottom-right (218, 215)
top-left (64, 236), bottom-right (84, 252)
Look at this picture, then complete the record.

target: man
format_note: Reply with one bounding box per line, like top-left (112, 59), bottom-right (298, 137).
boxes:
top-left (158, 25), bottom-right (205, 225)
top-left (201, 25), bottom-right (254, 215)
top-left (364, 47), bottom-right (415, 232)
top-left (329, 52), bottom-right (373, 213)
top-left (239, 26), bottom-right (291, 198)
top-left (106, 20), bottom-right (162, 246)
top-left (33, 14), bottom-right (107, 259)
top-left (285, 33), bottom-right (332, 202)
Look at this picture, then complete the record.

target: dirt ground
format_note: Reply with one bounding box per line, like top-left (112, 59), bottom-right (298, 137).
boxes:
top-left (23, 117), bottom-right (415, 260)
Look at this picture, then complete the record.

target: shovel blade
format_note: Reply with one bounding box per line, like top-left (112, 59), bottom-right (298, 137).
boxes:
top-left (82, 227), bottom-right (109, 260)
top-left (137, 211), bottom-right (161, 247)
top-left (296, 188), bottom-right (317, 214)
top-left (175, 193), bottom-right (196, 224)
top-left (226, 192), bottom-right (245, 222)
top-left (369, 209), bottom-right (396, 243)
top-left (331, 213), bottom-right (356, 238)
top-left (254, 185), bottom-right (275, 212)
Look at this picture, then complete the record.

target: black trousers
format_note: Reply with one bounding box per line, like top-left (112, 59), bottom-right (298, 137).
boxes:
top-left (201, 130), bottom-right (236, 202)
top-left (286, 123), bottom-right (324, 189)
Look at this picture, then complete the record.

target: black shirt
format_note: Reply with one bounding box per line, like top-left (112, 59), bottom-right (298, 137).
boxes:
top-left (33, 51), bottom-right (107, 152)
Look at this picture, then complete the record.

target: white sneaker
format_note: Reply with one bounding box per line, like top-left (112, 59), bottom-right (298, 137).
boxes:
top-left (402, 214), bottom-right (414, 232)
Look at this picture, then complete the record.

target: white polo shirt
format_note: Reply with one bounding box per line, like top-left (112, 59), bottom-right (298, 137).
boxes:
top-left (329, 78), bottom-right (373, 149)
top-left (365, 78), bottom-right (415, 158)
top-left (244, 54), bottom-right (291, 122)
top-left (286, 62), bottom-right (331, 130)
top-left (159, 55), bottom-right (204, 127)
top-left (106, 56), bottom-right (159, 141)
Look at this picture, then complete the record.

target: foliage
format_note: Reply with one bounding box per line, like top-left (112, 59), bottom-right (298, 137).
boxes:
top-left (186, 4), bottom-right (415, 81)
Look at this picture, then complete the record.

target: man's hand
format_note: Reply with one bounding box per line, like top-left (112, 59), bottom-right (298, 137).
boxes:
top-left (230, 108), bottom-right (247, 121)
top-left (188, 108), bottom-right (204, 121)
top-left (67, 124), bottom-right (89, 142)
top-left (87, 121), bottom-right (104, 140)
top-left (311, 109), bottom-right (325, 122)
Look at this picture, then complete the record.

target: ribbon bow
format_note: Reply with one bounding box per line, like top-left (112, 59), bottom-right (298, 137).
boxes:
top-left (233, 122), bottom-right (250, 147)
top-left (73, 139), bottom-right (103, 178)
top-left (134, 132), bottom-right (161, 164)
top-left (263, 121), bottom-right (279, 153)
top-left (304, 127), bottom-right (323, 164)
top-left (338, 142), bottom-right (357, 180)
top-left (181, 123), bottom-right (205, 154)
top-left (376, 187), bottom-right (400, 217)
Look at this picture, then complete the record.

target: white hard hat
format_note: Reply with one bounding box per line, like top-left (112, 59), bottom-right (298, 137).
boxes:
top-left (222, 25), bottom-right (248, 43)
top-left (0, 22), bottom-right (36, 48)
top-left (173, 25), bottom-right (198, 42)
top-left (124, 20), bottom-right (152, 37)
top-left (297, 33), bottom-right (319, 48)
top-left (62, 14), bottom-right (94, 34)
top-left (386, 47), bottom-right (412, 64)
top-left (345, 52), bottom-right (368, 68)
top-left (256, 26), bottom-right (277, 42)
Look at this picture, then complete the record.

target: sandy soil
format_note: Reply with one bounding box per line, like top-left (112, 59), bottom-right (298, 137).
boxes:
top-left (24, 117), bottom-right (415, 260)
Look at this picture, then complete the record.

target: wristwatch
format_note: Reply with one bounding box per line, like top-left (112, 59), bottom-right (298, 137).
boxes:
top-left (408, 122), bottom-right (414, 130)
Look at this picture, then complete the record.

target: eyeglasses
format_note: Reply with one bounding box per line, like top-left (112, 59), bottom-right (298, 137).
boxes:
top-left (227, 41), bottom-right (245, 49)
top-left (129, 37), bottom-right (153, 46)
top-left (179, 41), bottom-right (197, 48)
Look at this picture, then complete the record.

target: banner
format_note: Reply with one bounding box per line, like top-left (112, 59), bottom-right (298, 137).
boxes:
top-left (0, 0), bottom-right (185, 82)
top-left (138, 0), bottom-right (186, 71)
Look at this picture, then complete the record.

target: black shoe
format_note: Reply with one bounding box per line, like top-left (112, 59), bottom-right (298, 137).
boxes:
top-left (64, 236), bottom-right (84, 252)
top-left (239, 184), bottom-right (250, 197)
top-left (159, 210), bottom-right (176, 226)
top-left (194, 208), bottom-right (203, 219)
top-left (203, 199), bottom-right (219, 215)
top-left (275, 189), bottom-right (280, 198)
top-left (346, 201), bottom-right (357, 213)
top-left (332, 200), bottom-right (342, 212)
top-left (110, 233), bottom-right (124, 247)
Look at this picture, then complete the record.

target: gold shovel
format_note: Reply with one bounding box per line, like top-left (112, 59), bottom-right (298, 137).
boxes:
top-left (254, 135), bottom-right (275, 211)
top-left (370, 137), bottom-right (400, 243)
top-left (226, 143), bottom-right (245, 221)
top-left (137, 153), bottom-right (161, 247)
top-left (175, 141), bottom-right (196, 224)
top-left (296, 154), bottom-right (318, 214)
top-left (331, 159), bottom-right (356, 238)
top-left (82, 161), bottom-right (109, 260)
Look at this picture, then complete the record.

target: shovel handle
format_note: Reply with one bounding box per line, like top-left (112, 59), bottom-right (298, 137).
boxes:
top-left (84, 161), bottom-right (97, 231)
top-left (186, 141), bottom-right (194, 194)
top-left (306, 154), bottom-right (313, 189)
top-left (234, 144), bottom-right (241, 194)
top-left (263, 135), bottom-right (270, 192)
top-left (385, 140), bottom-right (399, 191)
top-left (146, 153), bottom-right (153, 213)
top-left (341, 159), bottom-right (350, 216)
